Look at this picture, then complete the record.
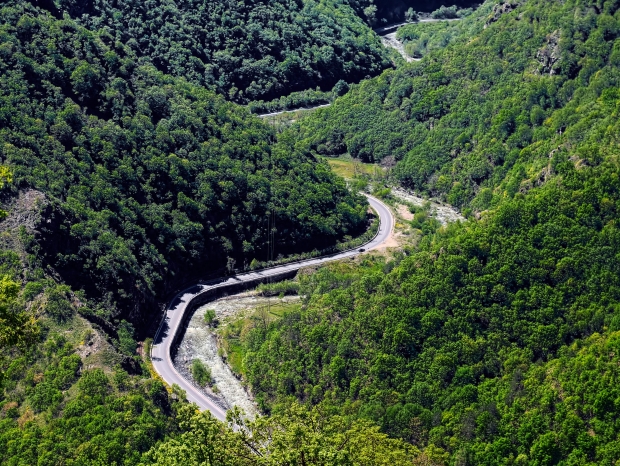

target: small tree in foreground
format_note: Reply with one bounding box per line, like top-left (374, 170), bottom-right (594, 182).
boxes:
top-left (191, 359), bottom-right (212, 386)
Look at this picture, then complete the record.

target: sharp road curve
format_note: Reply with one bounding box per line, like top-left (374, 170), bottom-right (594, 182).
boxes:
top-left (151, 194), bottom-right (394, 421)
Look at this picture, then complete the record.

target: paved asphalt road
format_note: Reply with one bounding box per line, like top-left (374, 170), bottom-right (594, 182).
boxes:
top-left (151, 194), bottom-right (394, 421)
top-left (257, 103), bottom-right (331, 118)
top-left (374, 17), bottom-right (462, 35)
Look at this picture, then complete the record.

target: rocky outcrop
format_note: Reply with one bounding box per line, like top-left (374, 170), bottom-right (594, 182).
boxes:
top-left (0, 190), bottom-right (47, 256)
top-left (485, 1), bottom-right (521, 28)
top-left (0, 189), bottom-right (47, 232)
top-left (536, 30), bottom-right (562, 75)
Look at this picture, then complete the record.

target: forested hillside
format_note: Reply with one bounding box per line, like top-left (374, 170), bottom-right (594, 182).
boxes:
top-left (244, 158), bottom-right (620, 463)
top-left (0, 0), bottom-right (376, 462)
top-left (3, 0), bottom-right (620, 464)
top-left (0, 1), bottom-right (368, 325)
top-left (230, 0), bottom-right (620, 463)
top-left (294, 0), bottom-right (620, 210)
top-left (48, 0), bottom-right (391, 103)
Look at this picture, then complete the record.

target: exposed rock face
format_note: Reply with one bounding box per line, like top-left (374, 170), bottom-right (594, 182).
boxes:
top-left (0, 190), bottom-right (47, 232)
top-left (536, 30), bottom-right (562, 75)
top-left (485, 1), bottom-right (521, 28)
top-left (0, 190), bottom-right (47, 254)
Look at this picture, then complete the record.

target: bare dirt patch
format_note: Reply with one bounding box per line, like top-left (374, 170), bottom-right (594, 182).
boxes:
top-left (391, 187), bottom-right (465, 225)
top-left (397, 203), bottom-right (414, 221)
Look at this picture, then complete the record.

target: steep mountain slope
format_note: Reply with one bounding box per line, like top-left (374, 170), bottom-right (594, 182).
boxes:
top-left (0, 2), bottom-right (377, 463)
top-left (49, 0), bottom-right (391, 103)
top-left (234, 0), bottom-right (620, 463)
top-left (3, 0), bottom-right (620, 464)
top-left (0, 1), bottom-right (368, 326)
top-left (294, 0), bottom-right (620, 210)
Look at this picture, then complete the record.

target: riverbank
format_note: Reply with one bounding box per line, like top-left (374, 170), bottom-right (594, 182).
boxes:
top-left (173, 292), bottom-right (301, 419)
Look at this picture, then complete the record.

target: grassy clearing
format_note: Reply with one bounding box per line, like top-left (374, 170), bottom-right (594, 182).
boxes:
top-left (265, 300), bottom-right (301, 318)
top-left (321, 156), bottom-right (381, 180)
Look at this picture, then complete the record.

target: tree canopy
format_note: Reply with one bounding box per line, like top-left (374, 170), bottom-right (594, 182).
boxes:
top-left (293, 0), bottom-right (620, 210)
top-left (51, 0), bottom-right (391, 104)
top-left (0, 1), bottom-right (368, 325)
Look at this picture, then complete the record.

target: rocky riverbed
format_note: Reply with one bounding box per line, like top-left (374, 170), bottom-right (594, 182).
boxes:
top-left (391, 187), bottom-right (465, 225)
top-left (381, 32), bottom-right (417, 62)
top-left (174, 291), bottom-right (300, 419)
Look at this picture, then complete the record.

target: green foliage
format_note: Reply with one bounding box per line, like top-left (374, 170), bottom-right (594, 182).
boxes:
top-left (397, 16), bottom-right (482, 58)
top-left (191, 359), bottom-right (212, 387)
top-left (0, 275), bottom-right (37, 350)
top-left (409, 207), bottom-right (441, 235)
top-left (0, 330), bottom-right (176, 465)
top-left (256, 280), bottom-right (300, 297)
top-left (405, 8), bottom-right (418, 22)
top-left (44, 285), bottom-right (74, 323)
top-left (6, 0), bottom-right (620, 464)
top-left (117, 320), bottom-right (136, 355)
top-left (203, 309), bottom-right (217, 326)
top-left (294, 0), bottom-right (620, 211)
top-left (430, 4), bottom-right (470, 19)
top-left (55, 0), bottom-right (390, 104)
top-left (242, 156), bottom-right (620, 462)
top-left (0, 1), bottom-right (368, 323)
top-left (248, 88), bottom-right (333, 115)
top-left (0, 166), bottom-right (12, 189)
top-left (143, 403), bottom-right (419, 465)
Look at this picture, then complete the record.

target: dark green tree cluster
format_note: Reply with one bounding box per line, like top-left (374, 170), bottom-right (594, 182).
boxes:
top-left (243, 154), bottom-right (620, 463)
top-left (294, 0), bottom-right (620, 210)
top-left (50, 0), bottom-right (390, 104)
top-left (0, 1), bottom-right (368, 324)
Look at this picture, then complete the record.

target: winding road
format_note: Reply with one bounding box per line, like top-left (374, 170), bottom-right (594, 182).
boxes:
top-left (258, 103), bottom-right (331, 118)
top-left (375, 18), bottom-right (463, 62)
top-left (151, 194), bottom-right (394, 421)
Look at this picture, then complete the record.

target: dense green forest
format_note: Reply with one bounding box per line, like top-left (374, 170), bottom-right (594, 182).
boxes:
top-left (293, 0), bottom-right (620, 210)
top-left (221, 0), bottom-right (620, 463)
top-left (0, 0), bottom-right (377, 462)
top-left (49, 0), bottom-right (391, 104)
top-left (3, 0), bottom-right (620, 463)
top-left (0, 1), bottom-right (374, 458)
top-left (243, 158), bottom-right (620, 463)
top-left (0, 0), bottom-right (369, 326)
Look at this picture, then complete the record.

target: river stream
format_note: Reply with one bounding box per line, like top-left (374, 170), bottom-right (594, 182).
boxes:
top-left (174, 292), bottom-right (300, 419)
